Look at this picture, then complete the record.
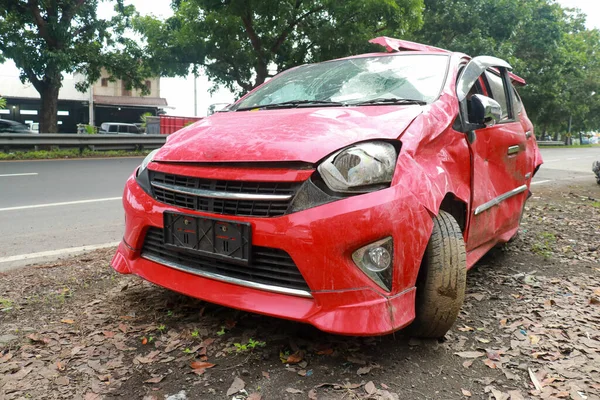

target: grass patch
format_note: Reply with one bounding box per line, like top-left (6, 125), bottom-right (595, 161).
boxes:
top-left (531, 231), bottom-right (557, 258)
top-left (0, 148), bottom-right (152, 161)
top-left (0, 297), bottom-right (14, 312)
top-left (591, 201), bottom-right (600, 209)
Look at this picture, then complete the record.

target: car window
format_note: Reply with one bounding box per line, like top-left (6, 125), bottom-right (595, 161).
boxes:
top-left (0, 121), bottom-right (8, 132)
top-left (108, 125), bottom-right (118, 133)
top-left (129, 125), bottom-right (139, 134)
top-left (484, 71), bottom-right (510, 120)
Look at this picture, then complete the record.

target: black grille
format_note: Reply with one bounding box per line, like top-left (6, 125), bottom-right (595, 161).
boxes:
top-left (150, 171), bottom-right (299, 217)
top-left (142, 228), bottom-right (310, 292)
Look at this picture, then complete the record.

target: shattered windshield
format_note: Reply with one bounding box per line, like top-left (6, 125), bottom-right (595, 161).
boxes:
top-left (233, 54), bottom-right (449, 110)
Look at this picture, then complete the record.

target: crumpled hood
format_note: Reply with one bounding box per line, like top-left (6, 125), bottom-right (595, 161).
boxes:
top-left (155, 106), bottom-right (423, 164)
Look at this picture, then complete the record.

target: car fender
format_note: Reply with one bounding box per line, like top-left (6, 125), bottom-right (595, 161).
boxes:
top-left (394, 94), bottom-right (471, 221)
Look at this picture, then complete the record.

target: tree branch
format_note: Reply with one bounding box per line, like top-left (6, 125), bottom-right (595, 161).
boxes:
top-left (60, 0), bottom-right (85, 26)
top-left (270, 5), bottom-right (325, 54)
top-left (23, 67), bottom-right (44, 93)
top-left (240, 13), bottom-right (264, 57)
top-left (27, 0), bottom-right (55, 46)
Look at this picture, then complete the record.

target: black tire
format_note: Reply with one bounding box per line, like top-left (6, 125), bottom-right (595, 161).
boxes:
top-left (408, 210), bottom-right (467, 338)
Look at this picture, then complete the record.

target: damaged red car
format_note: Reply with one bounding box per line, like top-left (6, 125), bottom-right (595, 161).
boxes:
top-left (112, 37), bottom-right (543, 337)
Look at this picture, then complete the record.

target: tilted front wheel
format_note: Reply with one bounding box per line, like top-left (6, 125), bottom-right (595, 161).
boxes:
top-left (408, 210), bottom-right (467, 338)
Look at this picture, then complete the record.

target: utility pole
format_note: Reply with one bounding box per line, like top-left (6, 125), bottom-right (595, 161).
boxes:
top-left (193, 71), bottom-right (198, 117)
top-left (88, 82), bottom-right (94, 127)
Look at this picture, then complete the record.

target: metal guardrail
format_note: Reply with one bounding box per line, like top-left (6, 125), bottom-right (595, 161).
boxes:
top-left (537, 140), bottom-right (564, 146)
top-left (0, 134), bottom-right (167, 153)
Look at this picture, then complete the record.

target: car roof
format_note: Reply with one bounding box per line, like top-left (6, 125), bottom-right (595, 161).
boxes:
top-left (0, 119), bottom-right (26, 125)
top-left (102, 122), bottom-right (136, 126)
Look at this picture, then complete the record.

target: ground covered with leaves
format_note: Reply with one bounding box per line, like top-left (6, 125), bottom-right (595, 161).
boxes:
top-left (1, 180), bottom-right (599, 400)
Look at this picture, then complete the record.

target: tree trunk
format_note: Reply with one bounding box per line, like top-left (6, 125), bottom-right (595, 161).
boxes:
top-left (253, 61), bottom-right (269, 89)
top-left (39, 83), bottom-right (60, 133)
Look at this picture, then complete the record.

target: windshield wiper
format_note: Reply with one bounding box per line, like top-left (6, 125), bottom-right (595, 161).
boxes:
top-left (349, 98), bottom-right (427, 106)
top-left (236, 99), bottom-right (344, 111)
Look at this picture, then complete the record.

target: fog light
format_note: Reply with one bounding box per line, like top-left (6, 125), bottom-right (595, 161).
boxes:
top-left (352, 237), bottom-right (394, 291)
top-left (367, 247), bottom-right (391, 272)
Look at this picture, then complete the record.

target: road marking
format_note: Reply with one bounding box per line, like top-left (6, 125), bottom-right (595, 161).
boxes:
top-left (543, 159), bottom-right (560, 162)
top-left (0, 242), bottom-right (120, 264)
top-left (0, 197), bottom-right (121, 212)
top-left (0, 173), bottom-right (38, 177)
top-left (531, 180), bottom-right (552, 185)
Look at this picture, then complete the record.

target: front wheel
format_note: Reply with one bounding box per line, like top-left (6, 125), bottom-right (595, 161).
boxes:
top-left (407, 210), bottom-right (467, 338)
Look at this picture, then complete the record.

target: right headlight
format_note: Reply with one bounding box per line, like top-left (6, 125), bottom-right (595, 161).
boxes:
top-left (317, 141), bottom-right (398, 193)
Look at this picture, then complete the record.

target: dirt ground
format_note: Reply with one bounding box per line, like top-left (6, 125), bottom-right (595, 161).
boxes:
top-left (1, 179), bottom-right (599, 400)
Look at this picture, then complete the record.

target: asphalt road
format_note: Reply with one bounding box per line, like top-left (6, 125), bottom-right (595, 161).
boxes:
top-left (0, 147), bottom-right (598, 270)
top-left (0, 158), bottom-right (142, 270)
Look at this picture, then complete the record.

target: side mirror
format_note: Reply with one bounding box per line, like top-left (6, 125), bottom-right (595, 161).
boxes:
top-left (471, 94), bottom-right (502, 127)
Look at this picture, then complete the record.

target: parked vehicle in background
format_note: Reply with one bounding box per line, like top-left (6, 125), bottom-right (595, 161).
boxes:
top-left (112, 37), bottom-right (543, 338)
top-left (0, 119), bottom-right (35, 134)
top-left (99, 122), bottom-right (141, 134)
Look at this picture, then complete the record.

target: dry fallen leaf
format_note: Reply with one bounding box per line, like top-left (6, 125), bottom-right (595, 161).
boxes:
top-left (461, 388), bottom-right (472, 397)
top-left (364, 381), bottom-right (376, 395)
top-left (486, 350), bottom-right (501, 361)
top-left (507, 390), bottom-right (524, 400)
top-left (455, 351), bottom-right (485, 359)
top-left (61, 319), bottom-right (75, 324)
top-left (529, 335), bottom-right (540, 345)
top-left (357, 366), bottom-right (372, 375)
top-left (55, 376), bottom-right (70, 386)
top-left (247, 394), bottom-right (262, 400)
top-left (286, 388), bottom-right (303, 394)
top-left (462, 360), bottom-right (474, 368)
top-left (141, 337), bottom-right (148, 345)
top-left (190, 361), bottom-right (215, 370)
top-left (286, 351), bottom-right (304, 364)
top-left (227, 377), bottom-right (245, 396)
top-left (308, 389), bottom-right (318, 400)
top-left (261, 371), bottom-right (270, 379)
top-left (144, 376), bottom-right (164, 384)
top-left (483, 359), bottom-right (497, 369)
top-left (528, 368), bottom-right (543, 391)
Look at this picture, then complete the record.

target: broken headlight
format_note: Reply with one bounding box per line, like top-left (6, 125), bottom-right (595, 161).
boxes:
top-left (317, 141), bottom-right (398, 193)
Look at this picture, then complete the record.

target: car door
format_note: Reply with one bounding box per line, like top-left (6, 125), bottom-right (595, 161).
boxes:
top-left (457, 58), bottom-right (529, 251)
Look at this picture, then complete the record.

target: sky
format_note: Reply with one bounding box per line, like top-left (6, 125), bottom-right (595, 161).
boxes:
top-left (1, 0), bottom-right (599, 117)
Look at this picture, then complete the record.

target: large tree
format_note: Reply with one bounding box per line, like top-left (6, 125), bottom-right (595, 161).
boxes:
top-left (0, 0), bottom-right (149, 133)
top-left (135, 0), bottom-right (424, 94)
top-left (410, 0), bottom-right (600, 135)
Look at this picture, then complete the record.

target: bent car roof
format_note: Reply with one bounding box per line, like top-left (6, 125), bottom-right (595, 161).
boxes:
top-left (366, 36), bottom-right (527, 86)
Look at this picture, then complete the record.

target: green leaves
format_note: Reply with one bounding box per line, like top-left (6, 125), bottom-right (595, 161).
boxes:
top-left (412, 0), bottom-right (600, 135)
top-left (134, 0), bottom-right (425, 94)
top-left (0, 0), bottom-right (152, 132)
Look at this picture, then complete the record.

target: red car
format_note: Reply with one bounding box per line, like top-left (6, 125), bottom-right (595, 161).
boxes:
top-left (112, 37), bottom-right (542, 337)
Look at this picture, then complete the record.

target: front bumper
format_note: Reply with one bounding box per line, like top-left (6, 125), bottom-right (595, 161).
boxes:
top-left (112, 171), bottom-right (433, 336)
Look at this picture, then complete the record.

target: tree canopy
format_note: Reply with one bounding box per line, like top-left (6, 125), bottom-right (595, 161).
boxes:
top-left (134, 0), bottom-right (600, 135)
top-left (134, 0), bottom-right (425, 94)
top-left (0, 0), bottom-right (150, 132)
top-left (411, 0), bottom-right (600, 136)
